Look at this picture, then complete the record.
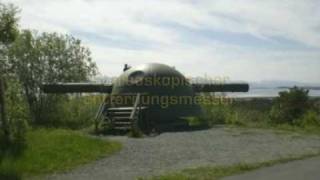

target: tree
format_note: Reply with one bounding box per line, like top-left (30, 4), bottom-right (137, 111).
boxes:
top-left (0, 3), bottom-right (19, 142)
top-left (9, 30), bottom-right (97, 124)
top-left (0, 3), bottom-right (19, 46)
top-left (270, 86), bottom-right (310, 124)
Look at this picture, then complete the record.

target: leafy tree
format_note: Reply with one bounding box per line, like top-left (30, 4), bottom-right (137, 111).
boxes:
top-left (9, 30), bottom-right (97, 124)
top-left (0, 3), bottom-right (19, 143)
top-left (0, 3), bottom-right (19, 46)
top-left (270, 86), bottom-right (310, 124)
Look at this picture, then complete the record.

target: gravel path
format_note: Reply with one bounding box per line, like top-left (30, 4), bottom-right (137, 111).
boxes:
top-left (46, 127), bottom-right (320, 180)
top-left (223, 156), bottom-right (320, 180)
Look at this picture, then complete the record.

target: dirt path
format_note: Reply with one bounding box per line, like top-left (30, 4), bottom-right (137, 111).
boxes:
top-left (46, 127), bottom-right (320, 180)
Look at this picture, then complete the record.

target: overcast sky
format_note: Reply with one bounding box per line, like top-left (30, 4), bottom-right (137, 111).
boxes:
top-left (3, 0), bottom-right (320, 83)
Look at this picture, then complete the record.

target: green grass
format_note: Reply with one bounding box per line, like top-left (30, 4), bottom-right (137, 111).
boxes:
top-left (0, 128), bottom-right (122, 179)
top-left (144, 152), bottom-right (320, 180)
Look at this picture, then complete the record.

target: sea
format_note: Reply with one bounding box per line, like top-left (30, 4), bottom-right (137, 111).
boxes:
top-left (224, 88), bottom-right (320, 98)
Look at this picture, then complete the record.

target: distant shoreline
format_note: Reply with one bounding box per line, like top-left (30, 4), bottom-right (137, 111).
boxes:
top-left (278, 86), bottom-right (320, 90)
top-left (221, 87), bottom-right (320, 98)
top-left (230, 96), bottom-right (320, 100)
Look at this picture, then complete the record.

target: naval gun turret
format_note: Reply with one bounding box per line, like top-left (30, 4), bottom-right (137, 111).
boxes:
top-left (41, 63), bottom-right (249, 133)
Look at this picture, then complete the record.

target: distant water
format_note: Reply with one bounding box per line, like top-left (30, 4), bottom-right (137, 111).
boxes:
top-left (223, 88), bottom-right (320, 98)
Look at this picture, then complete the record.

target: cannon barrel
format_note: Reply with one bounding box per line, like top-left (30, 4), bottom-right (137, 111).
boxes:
top-left (41, 83), bottom-right (113, 93)
top-left (192, 83), bottom-right (249, 92)
top-left (41, 82), bottom-right (249, 93)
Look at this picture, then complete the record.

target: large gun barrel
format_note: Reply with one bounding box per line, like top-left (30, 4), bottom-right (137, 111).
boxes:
top-left (192, 83), bottom-right (249, 92)
top-left (41, 82), bottom-right (249, 93)
top-left (41, 83), bottom-right (113, 93)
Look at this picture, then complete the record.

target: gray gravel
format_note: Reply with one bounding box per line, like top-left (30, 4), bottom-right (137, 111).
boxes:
top-left (223, 156), bottom-right (320, 180)
top-left (46, 126), bottom-right (320, 180)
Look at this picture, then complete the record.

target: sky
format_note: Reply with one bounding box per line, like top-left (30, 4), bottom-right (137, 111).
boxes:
top-left (3, 0), bottom-right (320, 83)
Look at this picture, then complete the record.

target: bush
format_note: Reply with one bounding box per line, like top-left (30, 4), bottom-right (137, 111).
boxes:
top-left (270, 87), bottom-right (309, 124)
top-left (199, 99), bottom-right (271, 127)
top-left (201, 104), bottom-right (231, 126)
top-left (38, 95), bottom-right (105, 129)
top-left (224, 111), bottom-right (244, 126)
top-left (297, 110), bottom-right (320, 128)
top-left (2, 78), bottom-right (105, 132)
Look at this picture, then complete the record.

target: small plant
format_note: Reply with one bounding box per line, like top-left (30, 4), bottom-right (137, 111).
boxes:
top-left (128, 128), bottom-right (143, 138)
top-left (187, 116), bottom-right (208, 126)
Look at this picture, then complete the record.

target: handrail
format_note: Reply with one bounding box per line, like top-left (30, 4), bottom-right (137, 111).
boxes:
top-left (130, 93), bottom-right (141, 120)
top-left (95, 103), bottom-right (104, 120)
top-left (94, 102), bottom-right (105, 132)
top-left (94, 95), bottom-right (110, 132)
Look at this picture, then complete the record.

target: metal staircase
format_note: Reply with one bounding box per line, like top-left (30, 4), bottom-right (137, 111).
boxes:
top-left (95, 93), bottom-right (146, 132)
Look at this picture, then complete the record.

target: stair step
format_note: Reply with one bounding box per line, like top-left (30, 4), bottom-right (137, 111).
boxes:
top-left (114, 121), bottom-right (132, 125)
top-left (108, 106), bottom-right (147, 111)
top-left (113, 126), bottom-right (131, 130)
top-left (113, 116), bottom-right (131, 120)
top-left (108, 112), bottom-right (131, 118)
top-left (108, 107), bottom-right (134, 111)
top-left (108, 111), bottom-right (131, 115)
top-left (104, 101), bottom-right (147, 131)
